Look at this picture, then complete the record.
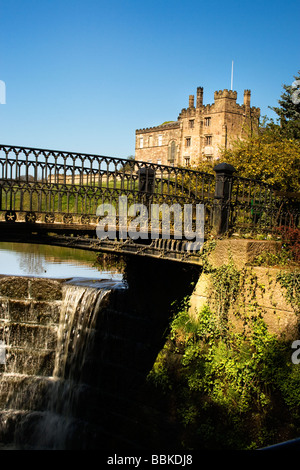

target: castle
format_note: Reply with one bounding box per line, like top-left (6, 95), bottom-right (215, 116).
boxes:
top-left (135, 87), bottom-right (260, 166)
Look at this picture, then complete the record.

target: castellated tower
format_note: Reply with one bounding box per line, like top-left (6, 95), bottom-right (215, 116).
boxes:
top-left (135, 86), bottom-right (260, 166)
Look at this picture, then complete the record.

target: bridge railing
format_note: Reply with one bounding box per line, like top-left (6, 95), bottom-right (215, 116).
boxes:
top-left (0, 144), bottom-right (298, 236)
top-left (213, 162), bottom-right (299, 235)
top-left (0, 144), bottom-right (215, 229)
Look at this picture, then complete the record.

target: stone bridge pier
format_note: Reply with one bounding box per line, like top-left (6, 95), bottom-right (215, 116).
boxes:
top-left (189, 239), bottom-right (299, 339)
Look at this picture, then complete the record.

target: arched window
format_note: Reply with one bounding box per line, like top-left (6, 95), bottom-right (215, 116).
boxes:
top-left (168, 141), bottom-right (177, 163)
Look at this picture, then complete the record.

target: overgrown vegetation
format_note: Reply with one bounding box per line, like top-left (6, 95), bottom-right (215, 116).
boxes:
top-left (278, 226), bottom-right (300, 263)
top-left (277, 271), bottom-right (300, 316)
top-left (147, 249), bottom-right (300, 450)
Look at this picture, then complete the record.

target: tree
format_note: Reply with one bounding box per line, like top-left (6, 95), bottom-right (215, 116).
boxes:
top-left (119, 155), bottom-right (135, 172)
top-left (269, 71), bottom-right (300, 139)
top-left (220, 132), bottom-right (300, 192)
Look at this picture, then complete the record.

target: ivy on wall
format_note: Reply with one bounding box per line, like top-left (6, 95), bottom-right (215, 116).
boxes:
top-left (147, 244), bottom-right (300, 450)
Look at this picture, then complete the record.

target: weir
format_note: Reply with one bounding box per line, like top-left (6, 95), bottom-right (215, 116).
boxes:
top-left (0, 257), bottom-right (200, 449)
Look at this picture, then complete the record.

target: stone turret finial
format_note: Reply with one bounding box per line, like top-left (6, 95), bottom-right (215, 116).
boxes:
top-left (196, 87), bottom-right (203, 107)
top-left (244, 89), bottom-right (251, 107)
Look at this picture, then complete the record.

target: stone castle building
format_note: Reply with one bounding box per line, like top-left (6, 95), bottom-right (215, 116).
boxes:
top-left (135, 87), bottom-right (260, 166)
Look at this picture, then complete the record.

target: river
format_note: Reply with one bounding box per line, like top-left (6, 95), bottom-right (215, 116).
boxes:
top-left (0, 242), bottom-right (123, 280)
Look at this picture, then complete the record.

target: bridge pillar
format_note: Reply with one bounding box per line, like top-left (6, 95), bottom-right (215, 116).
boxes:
top-left (138, 167), bottom-right (155, 213)
top-left (0, 179), bottom-right (2, 211)
top-left (212, 162), bottom-right (236, 236)
top-left (138, 167), bottom-right (155, 194)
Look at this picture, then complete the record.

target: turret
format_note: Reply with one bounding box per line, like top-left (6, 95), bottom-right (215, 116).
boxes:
top-left (244, 89), bottom-right (251, 108)
top-left (189, 95), bottom-right (195, 108)
top-left (196, 87), bottom-right (203, 108)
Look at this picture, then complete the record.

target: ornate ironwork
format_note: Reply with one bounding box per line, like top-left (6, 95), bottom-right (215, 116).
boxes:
top-left (0, 144), bottom-right (215, 232)
top-left (230, 175), bottom-right (300, 232)
top-left (0, 144), bottom-right (298, 242)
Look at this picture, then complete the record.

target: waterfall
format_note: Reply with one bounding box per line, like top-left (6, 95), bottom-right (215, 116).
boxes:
top-left (54, 282), bottom-right (111, 379)
top-left (0, 257), bottom-right (200, 450)
top-left (0, 278), bottom-right (121, 450)
top-left (29, 280), bottom-right (118, 450)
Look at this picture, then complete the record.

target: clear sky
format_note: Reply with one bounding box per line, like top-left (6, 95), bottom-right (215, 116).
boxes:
top-left (0, 0), bottom-right (299, 159)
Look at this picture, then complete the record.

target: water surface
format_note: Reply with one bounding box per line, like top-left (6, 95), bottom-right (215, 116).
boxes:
top-left (0, 242), bottom-right (123, 280)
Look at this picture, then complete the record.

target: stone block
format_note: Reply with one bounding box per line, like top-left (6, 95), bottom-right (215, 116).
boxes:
top-left (4, 349), bottom-right (56, 376)
top-left (7, 300), bottom-right (31, 323)
top-left (2, 323), bottom-right (58, 350)
top-left (0, 277), bottom-right (29, 299)
top-left (29, 279), bottom-right (63, 301)
top-left (0, 300), bottom-right (9, 320)
top-left (207, 239), bottom-right (280, 269)
top-left (7, 300), bottom-right (60, 324)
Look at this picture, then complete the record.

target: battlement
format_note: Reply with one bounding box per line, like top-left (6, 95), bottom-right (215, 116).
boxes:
top-left (135, 84), bottom-right (260, 166)
top-left (136, 121), bottom-right (180, 134)
top-left (250, 106), bottom-right (261, 115)
top-left (214, 89), bottom-right (238, 100)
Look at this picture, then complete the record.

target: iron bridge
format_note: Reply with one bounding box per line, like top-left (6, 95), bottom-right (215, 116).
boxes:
top-left (0, 144), bottom-right (299, 265)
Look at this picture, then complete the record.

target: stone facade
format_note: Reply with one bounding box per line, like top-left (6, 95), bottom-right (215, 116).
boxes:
top-left (189, 240), bottom-right (299, 340)
top-left (135, 87), bottom-right (260, 166)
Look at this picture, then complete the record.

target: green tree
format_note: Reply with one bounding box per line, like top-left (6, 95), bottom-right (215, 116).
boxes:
top-left (269, 71), bottom-right (300, 139)
top-left (220, 132), bottom-right (300, 192)
top-left (119, 155), bottom-right (135, 172)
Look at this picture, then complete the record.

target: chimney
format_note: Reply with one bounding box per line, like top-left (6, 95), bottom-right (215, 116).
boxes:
top-left (196, 87), bottom-right (203, 107)
top-left (189, 95), bottom-right (195, 108)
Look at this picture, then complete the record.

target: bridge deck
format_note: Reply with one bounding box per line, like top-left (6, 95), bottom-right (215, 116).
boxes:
top-left (0, 144), bottom-right (299, 263)
top-left (0, 221), bottom-right (204, 265)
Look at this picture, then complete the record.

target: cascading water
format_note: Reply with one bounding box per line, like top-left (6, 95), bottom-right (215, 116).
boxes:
top-left (0, 278), bottom-right (122, 450)
top-left (0, 257), bottom-right (200, 450)
top-left (31, 281), bottom-right (116, 449)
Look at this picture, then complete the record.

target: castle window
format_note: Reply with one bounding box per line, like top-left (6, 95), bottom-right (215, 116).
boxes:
top-left (168, 141), bottom-right (177, 163)
top-left (184, 157), bottom-right (190, 166)
top-left (205, 117), bottom-right (211, 127)
top-left (189, 120), bottom-right (194, 129)
top-left (139, 137), bottom-right (144, 148)
top-left (185, 137), bottom-right (191, 147)
top-left (205, 135), bottom-right (212, 145)
top-left (158, 135), bottom-right (162, 146)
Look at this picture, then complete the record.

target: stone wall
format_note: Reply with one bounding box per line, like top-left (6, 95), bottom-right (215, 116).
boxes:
top-left (189, 239), bottom-right (299, 339)
top-left (135, 122), bottom-right (181, 165)
top-left (135, 87), bottom-right (260, 165)
top-left (0, 276), bottom-right (64, 376)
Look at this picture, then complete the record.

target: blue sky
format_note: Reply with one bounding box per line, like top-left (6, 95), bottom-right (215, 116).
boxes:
top-left (0, 0), bottom-right (299, 159)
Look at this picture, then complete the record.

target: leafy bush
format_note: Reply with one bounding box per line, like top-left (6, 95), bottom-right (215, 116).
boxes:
top-left (278, 226), bottom-right (300, 263)
top-left (148, 298), bottom-right (300, 449)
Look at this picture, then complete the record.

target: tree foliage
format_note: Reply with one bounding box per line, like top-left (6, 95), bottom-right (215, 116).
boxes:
top-left (270, 70), bottom-right (300, 139)
top-left (221, 132), bottom-right (300, 192)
